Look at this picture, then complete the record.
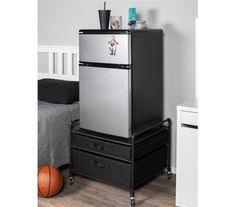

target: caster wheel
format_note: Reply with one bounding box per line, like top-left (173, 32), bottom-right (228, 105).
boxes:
top-left (130, 197), bottom-right (135, 206)
top-left (68, 176), bottom-right (75, 185)
top-left (167, 172), bottom-right (172, 180)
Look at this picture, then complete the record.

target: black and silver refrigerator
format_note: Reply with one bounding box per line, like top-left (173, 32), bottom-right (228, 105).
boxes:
top-left (79, 29), bottom-right (163, 138)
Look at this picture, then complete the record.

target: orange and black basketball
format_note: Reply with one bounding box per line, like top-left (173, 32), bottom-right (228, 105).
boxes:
top-left (38, 165), bottom-right (63, 197)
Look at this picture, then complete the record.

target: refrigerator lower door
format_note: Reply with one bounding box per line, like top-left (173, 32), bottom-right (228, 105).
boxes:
top-left (80, 66), bottom-right (131, 138)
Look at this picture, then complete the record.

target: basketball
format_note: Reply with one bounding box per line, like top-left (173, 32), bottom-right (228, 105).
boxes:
top-left (38, 166), bottom-right (63, 197)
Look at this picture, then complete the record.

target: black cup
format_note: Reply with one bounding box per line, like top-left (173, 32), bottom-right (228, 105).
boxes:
top-left (98, 10), bottom-right (111, 30)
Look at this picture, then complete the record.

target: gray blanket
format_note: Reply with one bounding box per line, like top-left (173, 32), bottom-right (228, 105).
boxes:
top-left (38, 100), bottom-right (79, 167)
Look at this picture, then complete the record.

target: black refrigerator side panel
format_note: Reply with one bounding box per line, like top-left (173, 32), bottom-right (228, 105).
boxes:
top-left (131, 30), bottom-right (163, 132)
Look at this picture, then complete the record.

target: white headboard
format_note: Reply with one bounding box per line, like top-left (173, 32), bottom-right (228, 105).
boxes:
top-left (38, 45), bottom-right (79, 81)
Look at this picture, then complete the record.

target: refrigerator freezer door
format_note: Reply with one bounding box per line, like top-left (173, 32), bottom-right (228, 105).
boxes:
top-left (79, 34), bottom-right (131, 65)
top-left (80, 66), bottom-right (131, 138)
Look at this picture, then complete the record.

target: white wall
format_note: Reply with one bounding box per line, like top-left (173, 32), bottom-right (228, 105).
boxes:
top-left (38, 0), bottom-right (197, 169)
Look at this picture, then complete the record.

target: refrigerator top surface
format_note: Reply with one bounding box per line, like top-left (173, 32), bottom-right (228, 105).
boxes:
top-left (79, 29), bottom-right (163, 34)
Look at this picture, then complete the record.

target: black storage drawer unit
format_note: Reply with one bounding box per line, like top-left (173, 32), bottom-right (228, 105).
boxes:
top-left (71, 133), bottom-right (130, 161)
top-left (71, 148), bottom-right (131, 188)
top-left (71, 145), bottom-right (167, 189)
top-left (69, 119), bottom-right (171, 206)
top-left (71, 126), bottom-right (169, 161)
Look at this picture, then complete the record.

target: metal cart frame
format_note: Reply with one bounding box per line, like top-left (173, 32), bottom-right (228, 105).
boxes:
top-left (69, 118), bottom-right (171, 206)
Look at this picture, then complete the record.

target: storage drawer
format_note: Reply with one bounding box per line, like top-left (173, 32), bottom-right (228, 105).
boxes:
top-left (71, 133), bottom-right (130, 160)
top-left (181, 111), bottom-right (198, 126)
top-left (71, 149), bottom-right (130, 188)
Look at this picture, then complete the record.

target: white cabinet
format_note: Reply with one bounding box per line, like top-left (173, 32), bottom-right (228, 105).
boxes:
top-left (176, 99), bottom-right (198, 207)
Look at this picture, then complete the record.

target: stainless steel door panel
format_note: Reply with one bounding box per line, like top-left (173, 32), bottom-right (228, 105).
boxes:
top-left (80, 66), bottom-right (131, 138)
top-left (79, 34), bottom-right (131, 64)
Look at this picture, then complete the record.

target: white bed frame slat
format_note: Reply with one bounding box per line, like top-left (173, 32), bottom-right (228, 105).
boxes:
top-left (67, 52), bottom-right (73, 76)
top-left (48, 52), bottom-right (54, 74)
top-left (57, 52), bottom-right (63, 76)
top-left (38, 45), bottom-right (79, 81)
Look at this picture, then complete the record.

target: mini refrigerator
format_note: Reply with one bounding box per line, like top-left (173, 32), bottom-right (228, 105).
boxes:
top-left (79, 29), bottom-right (163, 138)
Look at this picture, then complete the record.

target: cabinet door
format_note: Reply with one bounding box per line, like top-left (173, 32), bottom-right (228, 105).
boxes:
top-left (176, 124), bottom-right (198, 207)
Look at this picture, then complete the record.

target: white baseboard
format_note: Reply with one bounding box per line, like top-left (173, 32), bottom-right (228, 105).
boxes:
top-left (171, 166), bottom-right (176, 174)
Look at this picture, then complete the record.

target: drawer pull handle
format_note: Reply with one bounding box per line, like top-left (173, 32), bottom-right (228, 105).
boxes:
top-left (91, 160), bottom-right (106, 168)
top-left (181, 123), bottom-right (198, 129)
top-left (92, 143), bottom-right (105, 151)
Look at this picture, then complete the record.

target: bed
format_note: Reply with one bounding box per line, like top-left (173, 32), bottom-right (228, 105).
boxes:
top-left (38, 46), bottom-right (79, 167)
top-left (38, 100), bottom-right (79, 167)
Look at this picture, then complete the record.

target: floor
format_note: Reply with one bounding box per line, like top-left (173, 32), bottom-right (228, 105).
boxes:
top-left (38, 168), bottom-right (176, 207)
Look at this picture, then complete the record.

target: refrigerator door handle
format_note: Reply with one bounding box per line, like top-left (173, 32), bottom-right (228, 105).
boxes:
top-left (79, 62), bottom-right (131, 69)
